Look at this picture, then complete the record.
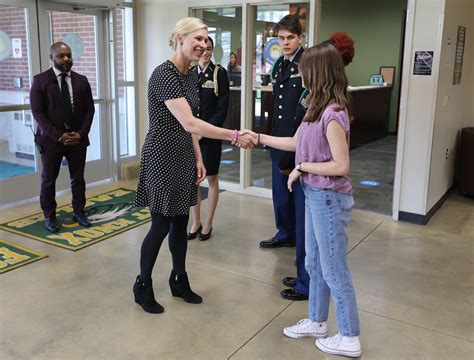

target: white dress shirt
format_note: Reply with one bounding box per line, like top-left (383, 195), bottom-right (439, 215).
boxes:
top-left (197, 62), bottom-right (210, 75)
top-left (284, 46), bottom-right (302, 62)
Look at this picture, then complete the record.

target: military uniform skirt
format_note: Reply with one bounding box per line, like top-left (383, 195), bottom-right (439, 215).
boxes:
top-left (199, 141), bottom-right (222, 176)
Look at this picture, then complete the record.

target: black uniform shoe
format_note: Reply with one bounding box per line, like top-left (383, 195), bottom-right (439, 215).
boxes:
top-left (44, 217), bottom-right (60, 233)
top-left (280, 288), bottom-right (308, 301)
top-left (282, 277), bottom-right (296, 288)
top-left (73, 213), bottom-right (91, 227)
top-left (259, 237), bottom-right (295, 248)
top-left (187, 224), bottom-right (202, 240)
top-left (199, 227), bottom-right (212, 241)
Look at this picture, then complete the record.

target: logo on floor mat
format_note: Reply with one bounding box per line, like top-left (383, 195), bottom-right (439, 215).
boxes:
top-left (0, 188), bottom-right (151, 251)
top-left (0, 239), bottom-right (47, 274)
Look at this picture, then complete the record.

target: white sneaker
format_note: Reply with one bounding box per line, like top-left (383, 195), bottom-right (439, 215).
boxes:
top-left (283, 319), bottom-right (328, 339)
top-left (316, 333), bottom-right (362, 358)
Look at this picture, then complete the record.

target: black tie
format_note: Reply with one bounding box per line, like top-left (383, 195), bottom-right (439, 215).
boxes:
top-left (283, 59), bottom-right (290, 70)
top-left (60, 73), bottom-right (74, 130)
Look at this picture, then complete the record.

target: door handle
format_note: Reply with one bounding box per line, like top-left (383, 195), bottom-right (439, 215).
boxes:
top-left (22, 96), bottom-right (31, 127)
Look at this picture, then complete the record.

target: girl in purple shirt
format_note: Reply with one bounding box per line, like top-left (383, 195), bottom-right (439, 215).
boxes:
top-left (245, 42), bottom-right (361, 357)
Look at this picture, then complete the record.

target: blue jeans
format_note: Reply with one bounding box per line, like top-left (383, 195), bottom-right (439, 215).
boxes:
top-left (303, 183), bottom-right (360, 336)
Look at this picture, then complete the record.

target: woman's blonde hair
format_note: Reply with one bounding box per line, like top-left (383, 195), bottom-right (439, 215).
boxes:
top-left (168, 17), bottom-right (207, 50)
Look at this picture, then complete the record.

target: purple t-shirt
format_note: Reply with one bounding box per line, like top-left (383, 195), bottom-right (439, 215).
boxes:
top-left (295, 103), bottom-right (352, 194)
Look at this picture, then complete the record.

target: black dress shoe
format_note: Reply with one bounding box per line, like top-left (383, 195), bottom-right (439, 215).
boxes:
top-left (259, 237), bottom-right (295, 248)
top-left (73, 213), bottom-right (91, 227)
top-left (280, 288), bottom-right (308, 301)
top-left (187, 224), bottom-right (202, 240)
top-left (199, 227), bottom-right (212, 241)
top-left (282, 277), bottom-right (296, 288)
top-left (44, 217), bottom-right (60, 233)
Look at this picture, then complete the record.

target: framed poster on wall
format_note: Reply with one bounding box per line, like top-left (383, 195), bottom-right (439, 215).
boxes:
top-left (413, 51), bottom-right (434, 75)
top-left (380, 66), bottom-right (395, 86)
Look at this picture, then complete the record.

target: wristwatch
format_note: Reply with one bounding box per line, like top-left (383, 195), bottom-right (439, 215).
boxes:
top-left (296, 163), bottom-right (304, 173)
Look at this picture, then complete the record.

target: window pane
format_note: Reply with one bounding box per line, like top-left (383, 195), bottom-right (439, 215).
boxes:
top-left (49, 11), bottom-right (102, 163)
top-left (0, 110), bottom-right (36, 178)
top-left (0, 6), bottom-right (31, 104)
top-left (118, 86), bottom-right (136, 157)
top-left (195, 7), bottom-right (242, 184)
top-left (85, 104), bottom-right (102, 162)
top-left (49, 11), bottom-right (99, 98)
top-left (115, 7), bottom-right (135, 82)
top-left (251, 3), bottom-right (308, 188)
top-left (0, 5), bottom-right (38, 179)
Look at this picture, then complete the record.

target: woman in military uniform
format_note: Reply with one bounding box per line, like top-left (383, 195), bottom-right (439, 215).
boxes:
top-left (188, 37), bottom-right (230, 241)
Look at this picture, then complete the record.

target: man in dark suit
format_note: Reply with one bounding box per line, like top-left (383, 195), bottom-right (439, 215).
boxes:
top-left (259, 15), bottom-right (309, 301)
top-left (30, 42), bottom-right (95, 232)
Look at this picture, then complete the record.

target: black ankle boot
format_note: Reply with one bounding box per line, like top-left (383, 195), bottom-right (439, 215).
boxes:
top-left (169, 270), bottom-right (202, 304)
top-left (133, 276), bottom-right (164, 313)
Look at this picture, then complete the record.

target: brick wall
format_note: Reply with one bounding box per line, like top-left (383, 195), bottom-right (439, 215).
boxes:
top-left (0, 7), bottom-right (125, 98)
top-left (0, 7), bottom-right (30, 93)
top-left (50, 11), bottom-right (98, 97)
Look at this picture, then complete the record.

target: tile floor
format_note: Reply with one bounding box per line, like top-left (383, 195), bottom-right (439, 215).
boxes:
top-left (0, 180), bottom-right (473, 359)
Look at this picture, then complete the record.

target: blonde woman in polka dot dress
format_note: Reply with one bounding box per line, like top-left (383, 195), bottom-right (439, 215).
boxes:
top-left (133, 17), bottom-right (255, 314)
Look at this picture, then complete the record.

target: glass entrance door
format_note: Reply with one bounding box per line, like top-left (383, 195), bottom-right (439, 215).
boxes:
top-left (37, 2), bottom-right (111, 188)
top-left (0, 0), bottom-right (111, 205)
top-left (250, 3), bottom-right (309, 189)
top-left (191, 7), bottom-right (243, 185)
top-left (0, 0), bottom-right (41, 205)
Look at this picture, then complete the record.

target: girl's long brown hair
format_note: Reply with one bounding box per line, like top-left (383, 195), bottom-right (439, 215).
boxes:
top-left (299, 43), bottom-right (351, 123)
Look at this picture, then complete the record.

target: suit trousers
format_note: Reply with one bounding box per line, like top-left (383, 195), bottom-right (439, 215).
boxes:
top-left (40, 143), bottom-right (87, 218)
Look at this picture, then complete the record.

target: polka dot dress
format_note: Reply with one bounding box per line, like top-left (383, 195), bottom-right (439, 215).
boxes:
top-left (135, 60), bottom-right (200, 216)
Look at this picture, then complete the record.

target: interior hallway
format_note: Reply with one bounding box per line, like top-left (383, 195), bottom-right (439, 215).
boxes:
top-left (0, 179), bottom-right (473, 359)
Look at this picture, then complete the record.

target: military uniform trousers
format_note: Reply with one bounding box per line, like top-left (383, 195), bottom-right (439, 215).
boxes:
top-left (272, 159), bottom-right (310, 295)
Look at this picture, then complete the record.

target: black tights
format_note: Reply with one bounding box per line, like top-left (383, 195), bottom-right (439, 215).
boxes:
top-left (139, 212), bottom-right (189, 282)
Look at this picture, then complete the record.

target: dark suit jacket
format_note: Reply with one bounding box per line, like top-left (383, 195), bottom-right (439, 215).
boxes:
top-left (193, 62), bottom-right (230, 144)
top-left (270, 47), bottom-right (305, 170)
top-left (30, 68), bottom-right (95, 148)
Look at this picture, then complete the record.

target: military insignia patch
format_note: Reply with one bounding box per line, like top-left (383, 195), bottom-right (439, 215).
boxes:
top-left (201, 80), bottom-right (215, 89)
